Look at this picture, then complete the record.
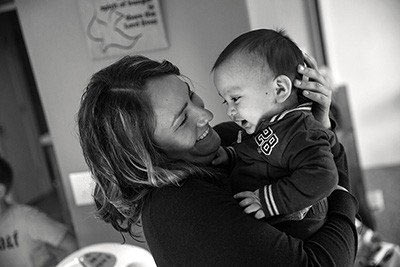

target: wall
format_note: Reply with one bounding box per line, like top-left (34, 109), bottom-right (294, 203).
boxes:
top-left (248, 0), bottom-right (400, 169)
top-left (319, 0), bottom-right (400, 169)
top-left (245, 0), bottom-right (319, 63)
top-left (15, 0), bottom-right (249, 247)
top-left (319, 0), bottom-right (400, 242)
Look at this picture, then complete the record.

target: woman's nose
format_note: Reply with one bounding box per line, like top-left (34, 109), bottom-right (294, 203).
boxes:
top-left (196, 107), bottom-right (213, 127)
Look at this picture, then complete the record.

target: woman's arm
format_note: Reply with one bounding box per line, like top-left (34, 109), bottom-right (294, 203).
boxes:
top-left (302, 140), bottom-right (358, 266)
top-left (294, 55), bottom-right (359, 264)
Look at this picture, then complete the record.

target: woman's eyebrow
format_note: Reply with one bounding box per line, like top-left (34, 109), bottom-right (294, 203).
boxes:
top-left (171, 84), bottom-right (191, 127)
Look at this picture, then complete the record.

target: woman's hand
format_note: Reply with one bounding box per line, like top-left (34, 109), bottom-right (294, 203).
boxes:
top-left (295, 53), bottom-right (333, 129)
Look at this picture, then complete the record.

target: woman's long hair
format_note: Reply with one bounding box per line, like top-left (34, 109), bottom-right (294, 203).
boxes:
top-left (78, 56), bottom-right (210, 237)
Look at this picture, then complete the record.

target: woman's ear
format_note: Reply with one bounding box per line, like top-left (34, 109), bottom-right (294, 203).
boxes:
top-left (273, 75), bottom-right (292, 103)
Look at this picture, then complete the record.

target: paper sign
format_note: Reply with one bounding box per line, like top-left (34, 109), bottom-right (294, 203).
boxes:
top-left (78, 0), bottom-right (168, 59)
top-left (69, 171), bottom-right (96, 206)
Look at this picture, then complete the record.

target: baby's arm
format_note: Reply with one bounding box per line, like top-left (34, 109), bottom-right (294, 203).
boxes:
top-left (258, 129), bottom-right (338, 218)
top-left (212, 146), bottom-right (237, 166)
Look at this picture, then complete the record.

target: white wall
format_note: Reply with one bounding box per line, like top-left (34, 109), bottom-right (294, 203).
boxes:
top-left (245, 0), bottom-right (317, 60)
top-left (320, 0), bottom-right (400, 168)
top-left (248, 0), bottom-right (400, 169)
top-left (15, 0), bottom-right (249, 246)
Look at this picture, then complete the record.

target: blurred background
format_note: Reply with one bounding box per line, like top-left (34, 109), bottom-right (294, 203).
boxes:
top-left (0, 0), bottom-right (399, 253)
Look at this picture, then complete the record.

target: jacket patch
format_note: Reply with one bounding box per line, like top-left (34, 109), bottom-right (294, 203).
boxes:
top-left (255, 127), bottom-right (279, 156)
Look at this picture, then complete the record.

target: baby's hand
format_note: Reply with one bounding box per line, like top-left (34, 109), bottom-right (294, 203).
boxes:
top-left (234, 189), bottom-right (265, 219)
top-left (212, 147), bottom-right (229, 165)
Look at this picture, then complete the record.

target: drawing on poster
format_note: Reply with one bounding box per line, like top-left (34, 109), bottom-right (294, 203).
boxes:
top-left (78, 0), bottom-right (168, 59)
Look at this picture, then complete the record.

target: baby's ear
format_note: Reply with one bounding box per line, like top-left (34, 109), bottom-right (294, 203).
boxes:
top-left (0, 184), bottom-right (6, 199)
top-left (273, 75), bottom-right (292, 103)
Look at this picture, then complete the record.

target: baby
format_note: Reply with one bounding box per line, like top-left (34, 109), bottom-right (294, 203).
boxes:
top-left (212, 29), bottom-right (338, 239)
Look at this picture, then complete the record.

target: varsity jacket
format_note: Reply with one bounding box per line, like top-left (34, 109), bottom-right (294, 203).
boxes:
top-left (229, 103), bottom-right (338, 221)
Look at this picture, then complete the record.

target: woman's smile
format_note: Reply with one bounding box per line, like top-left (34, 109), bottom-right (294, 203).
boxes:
top-left (197, 126), bottom-right (210, 141)
top-left (193, 126), bottom-right (220, 156)
top-left (148, 75), bottom-right (221, 163)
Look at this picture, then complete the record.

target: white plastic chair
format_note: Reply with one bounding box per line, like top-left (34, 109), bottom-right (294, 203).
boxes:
top-left (56, 242), bottom-right (156, 267)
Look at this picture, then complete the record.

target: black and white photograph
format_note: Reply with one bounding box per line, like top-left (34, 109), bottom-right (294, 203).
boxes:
top-left (0, 0), bottom-right (399, 266)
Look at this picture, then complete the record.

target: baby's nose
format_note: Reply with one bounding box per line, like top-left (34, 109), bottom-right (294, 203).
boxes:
top-left (227, 105), bottom-right (237, 118)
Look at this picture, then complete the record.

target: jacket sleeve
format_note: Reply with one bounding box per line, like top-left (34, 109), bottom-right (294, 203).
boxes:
top-left (221, 145), bottom-right (237, 169)
top-left (260, 129), bottom-right (338, 218)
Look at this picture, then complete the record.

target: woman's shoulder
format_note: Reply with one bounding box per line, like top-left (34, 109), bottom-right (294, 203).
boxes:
top-left (141, 175), bottom-right (234, 257)
top-left (141, 174), bottom-right (233, 232)
top-left (144, 176), bottom-right (228, 210)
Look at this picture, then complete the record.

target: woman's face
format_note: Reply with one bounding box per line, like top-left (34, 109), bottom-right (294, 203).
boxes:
top-left (147, 75), bottom-right (221, 164)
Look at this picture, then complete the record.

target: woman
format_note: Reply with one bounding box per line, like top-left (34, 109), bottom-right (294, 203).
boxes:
top-left (78, 55), bottom-right (357, 266)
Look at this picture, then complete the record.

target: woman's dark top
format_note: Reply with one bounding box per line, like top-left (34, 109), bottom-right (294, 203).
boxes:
top-left (142, 123), bottom-right (358, 266)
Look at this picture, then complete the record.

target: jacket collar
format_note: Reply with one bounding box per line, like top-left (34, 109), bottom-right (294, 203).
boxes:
top-left (269, 102), bottom-right (312, 123)
top-left (254, 102), bottom-right (313, 134)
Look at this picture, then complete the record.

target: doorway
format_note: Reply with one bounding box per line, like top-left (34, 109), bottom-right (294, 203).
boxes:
top-left (0, 7), bottom-right (74, 231)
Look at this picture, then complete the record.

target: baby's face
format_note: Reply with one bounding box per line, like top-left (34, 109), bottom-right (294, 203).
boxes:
top-left (213, 55), bottom-right (280, 134)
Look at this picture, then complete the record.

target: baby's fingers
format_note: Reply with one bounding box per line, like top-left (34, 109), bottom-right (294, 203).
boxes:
top-left (254, 210), bottom-right (265, 219)
top-left (244, 203), bottom-right (261, 214)
top-left (211, 156), bottom-right (224, 165)
top-left (234, 191), bottom-right (254, 199)
top-left (238, 197), bottom-right (254, 208)
top-left (212, 147), bottom-right (227, 165)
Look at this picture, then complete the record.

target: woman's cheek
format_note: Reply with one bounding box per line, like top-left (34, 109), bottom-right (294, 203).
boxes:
top-left (177, 130), bottom-right (197, 151)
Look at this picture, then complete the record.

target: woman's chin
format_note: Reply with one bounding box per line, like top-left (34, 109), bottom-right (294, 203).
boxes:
top-left (191, 128), bottom-right (221, 163)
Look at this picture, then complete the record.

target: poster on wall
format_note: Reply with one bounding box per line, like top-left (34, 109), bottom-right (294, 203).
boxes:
top-left (78, 0), bottom-right (168, 59)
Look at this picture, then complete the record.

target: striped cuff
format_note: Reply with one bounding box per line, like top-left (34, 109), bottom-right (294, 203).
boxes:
top-left (260, 185), bottom-right (280, 217)
top-left (222, 146), bottom-right (237, 166)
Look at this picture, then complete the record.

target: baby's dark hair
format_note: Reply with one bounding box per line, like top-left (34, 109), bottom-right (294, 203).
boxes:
top-left (212, 29), bottom-right (308, 103)
top-left (0, 156), bottom-right (13, 193)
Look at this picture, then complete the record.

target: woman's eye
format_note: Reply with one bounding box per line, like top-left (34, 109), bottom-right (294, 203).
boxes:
top-left (222, 100), bottom-right (227, 105)
top-left (179, 114), bottom-right (187, 127)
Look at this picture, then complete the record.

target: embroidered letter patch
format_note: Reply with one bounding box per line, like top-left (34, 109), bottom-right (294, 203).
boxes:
top-left (255, 127), bottom-right (279, 156)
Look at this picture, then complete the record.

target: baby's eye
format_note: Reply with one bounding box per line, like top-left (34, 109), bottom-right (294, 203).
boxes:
top-left (222, 100), bottom-right (227, 105)
top-left (232, 96), bottom-right (241, 102)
